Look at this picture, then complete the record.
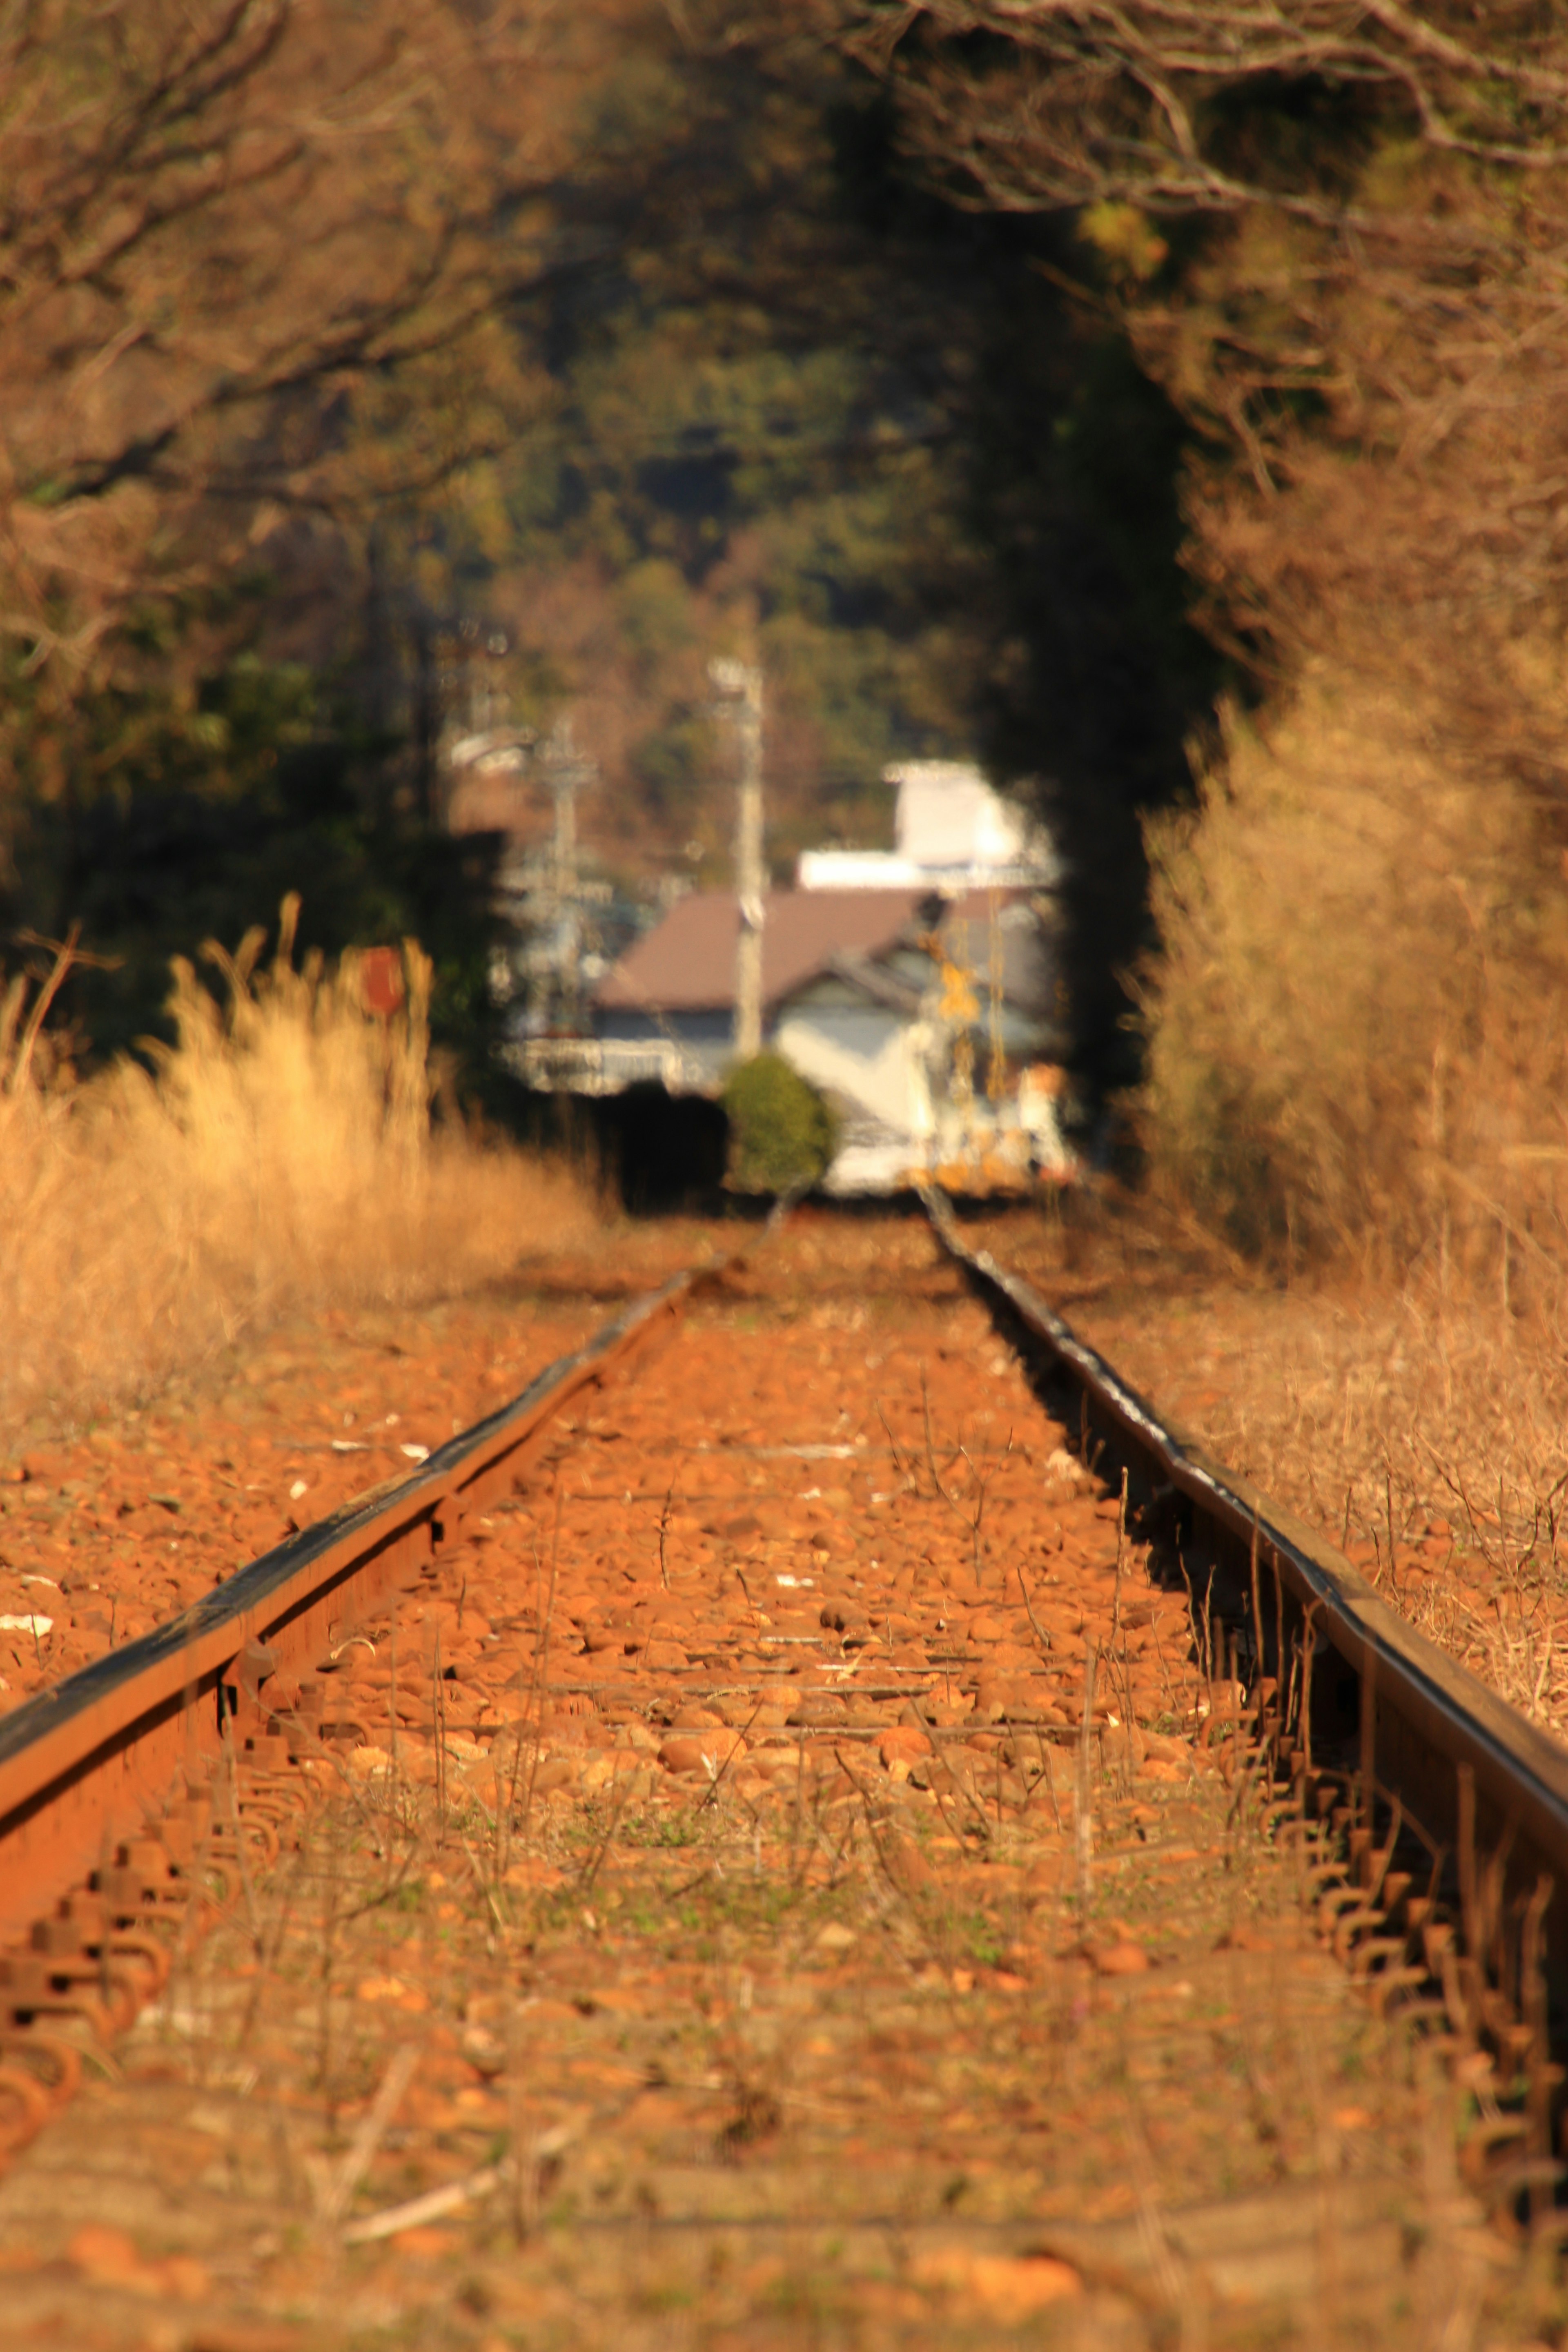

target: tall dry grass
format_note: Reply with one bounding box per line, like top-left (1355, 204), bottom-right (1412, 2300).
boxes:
top-left (0, 898), bottom-right (595, 1439)
top-left (1135, 662), bottom-right (1568, 1296)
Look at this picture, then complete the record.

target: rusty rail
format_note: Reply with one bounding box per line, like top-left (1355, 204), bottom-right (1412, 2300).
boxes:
top-left (0, 1241), bottom-right (751, 1951)
top-left (5, 1181), bottom-right (1568, 2169)
top-left (922, 1185), bottom-right (1568, 2027)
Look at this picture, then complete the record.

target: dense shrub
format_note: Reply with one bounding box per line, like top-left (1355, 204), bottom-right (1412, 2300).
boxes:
top-left (720, 1051), bottom-right (838, 1195)
top-left (1135, 666), bottom-right (1568, 1285)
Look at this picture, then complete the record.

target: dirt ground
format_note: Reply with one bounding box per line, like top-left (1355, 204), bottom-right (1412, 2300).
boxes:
top-left (0, 1211), bottom-right (1560, 2348)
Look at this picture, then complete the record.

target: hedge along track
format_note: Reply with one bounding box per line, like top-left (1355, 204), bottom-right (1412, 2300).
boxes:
top-left (2, 1189), bottom-right (1568, 2210)
top-left (924, 1187), bottom-right (1568, 2212)
top-left (0, 1225), bottom-right (779, 2168)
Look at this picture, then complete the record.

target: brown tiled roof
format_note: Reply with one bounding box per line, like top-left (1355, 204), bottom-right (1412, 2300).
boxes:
top-left (594, 889), bottom-right (929, 1015)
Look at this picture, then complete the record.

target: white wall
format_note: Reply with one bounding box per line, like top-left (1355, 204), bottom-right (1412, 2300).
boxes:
top-left (891, 762), bottom-right (1028, 867)
top-left (795, 850), bottom-right (927, 890)
top-left (773, 1003), bottom-right (933, 1139)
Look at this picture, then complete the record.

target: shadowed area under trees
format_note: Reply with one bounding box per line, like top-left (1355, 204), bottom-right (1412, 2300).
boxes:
top-left (477, 51), bottom-right (1215, 1092)
top-left (0, 0), bottom-right (619, 1078)
top-left (837, 0), bottom-right (1568, 1281)
top-left (34, 0), bottom-right (1556, 1270)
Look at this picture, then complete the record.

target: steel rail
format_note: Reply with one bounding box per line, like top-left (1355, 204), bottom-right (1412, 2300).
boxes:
top-left (921, 1186), bottom-right (1568, 2012)
top-left (0, 1233), bottom-right (765, 1947)
top-left (8, 1178), bottom-right (1565, 2044)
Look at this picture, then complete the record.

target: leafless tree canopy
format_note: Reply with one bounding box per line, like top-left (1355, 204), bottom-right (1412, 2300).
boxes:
top-left (842, 4), bottom-right (1568, 745)
top-left (842, 1), bottom-right (1568, 218)
top-left (0, 0), bottom-right (603, 673)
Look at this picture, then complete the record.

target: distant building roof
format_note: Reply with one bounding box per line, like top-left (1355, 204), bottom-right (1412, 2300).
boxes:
top-left (592, 885), bottom-right (1048, 1019)
top-left (594, 889), bottom-right (927, 1016)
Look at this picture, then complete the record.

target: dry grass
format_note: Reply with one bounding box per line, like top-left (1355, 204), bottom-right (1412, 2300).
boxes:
top-left (986, 1200), bottom-right (1568, 1744)
top-left (1183, 1291), bottom-right (1568, 1738)
top-left (1038, 641), bottom-right (1568, 1736)
top-left (0, 898), bottom-right (595, 1442)
top-left (1136, 662), bottom-right (1568, 1288)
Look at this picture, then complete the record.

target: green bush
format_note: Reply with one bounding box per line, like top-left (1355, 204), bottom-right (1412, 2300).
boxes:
top-left (720, 1051), bottom-right (839, 1194)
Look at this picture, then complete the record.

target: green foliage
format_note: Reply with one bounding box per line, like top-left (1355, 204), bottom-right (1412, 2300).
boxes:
top-left (720, 1051), bottom-right (838, 1194)
top-left (452, 39), bottom-right (997, 878)
top-left (3, 624), bottom-right (507, 1091)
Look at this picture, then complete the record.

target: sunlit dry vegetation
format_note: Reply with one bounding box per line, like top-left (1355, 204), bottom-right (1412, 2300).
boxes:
top-left (1178, 1291), bottom-right (1568, 1733)
top-left (1137, 669), bottom-right (1568, 1284)
top-left (0, 904), bottom-right (594, 1438)
top-left (993, 1199), bottom-right (1568, 1750)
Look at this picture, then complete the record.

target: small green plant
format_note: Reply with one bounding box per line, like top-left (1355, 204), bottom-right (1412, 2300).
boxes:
top-left (720, 1050), bottom-right (838, 1194)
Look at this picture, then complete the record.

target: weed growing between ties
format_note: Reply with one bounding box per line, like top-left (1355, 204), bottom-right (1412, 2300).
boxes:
top-left (0, 902), bottom-right (594, 1439)
top-left (71, 1714), bottom-right (1558, 2350)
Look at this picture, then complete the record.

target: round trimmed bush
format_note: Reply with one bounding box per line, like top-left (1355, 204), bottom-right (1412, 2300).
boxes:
top-left (720, 1051), bottom-right (839, 1194)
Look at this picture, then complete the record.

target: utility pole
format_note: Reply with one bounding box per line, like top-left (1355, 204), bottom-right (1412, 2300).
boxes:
top-left (544, 716), bottom-right (583, 908)
top-left (709, 657), bottom-right (765, 1061)
top-left (541, 717), bottom-right (592, 1030)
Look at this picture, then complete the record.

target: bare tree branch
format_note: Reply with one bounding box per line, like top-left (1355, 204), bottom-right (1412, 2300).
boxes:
top-left (0, 0), bottom-right (608, 679)
top-left (834, 0), bottom-right (1568, 802)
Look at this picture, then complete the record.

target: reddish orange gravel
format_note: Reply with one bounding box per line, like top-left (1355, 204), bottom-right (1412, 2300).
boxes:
top-left (297, 1243), bottom-right (1203, 1821)
top-left (0, 1233), bottom-right (706, 1705)
top-left (0, 1214), bottom-right (1543, 2350)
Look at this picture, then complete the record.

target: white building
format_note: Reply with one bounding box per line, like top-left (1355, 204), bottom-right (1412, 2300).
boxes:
top-left (796, 762), bottom-right (1058, 893)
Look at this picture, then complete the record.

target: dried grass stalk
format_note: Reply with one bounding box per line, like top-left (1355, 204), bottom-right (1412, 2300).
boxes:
top-left (0, 900), bottom-right (594, 1437)
top-left (1136, 663), bottom-right (1568, 1290)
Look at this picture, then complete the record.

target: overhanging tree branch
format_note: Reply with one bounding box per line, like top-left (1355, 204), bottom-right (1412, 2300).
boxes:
top-left (0, 0), bottom-right (606, 676)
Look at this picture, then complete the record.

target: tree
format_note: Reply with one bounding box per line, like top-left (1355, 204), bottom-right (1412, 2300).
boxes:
top-left (835, 4), bottom-right (1568, 220)
top-left (836, 2), bottom-right (1568, 722)
top-left (462, 19), bottom-right (993, 878)
top-left (0, 0), bottom-right (606, 726)
top-left (4, 2), bottom-right (1222, 1114)
top-left (721, 1049), bottom-right (838, 1192)
top-left (0, 0), bottom-right (630, 1085)
top-left (840, 1), bottom-right (1568, 1256)
top-left (423, 9), bottom-right (1216, 1098)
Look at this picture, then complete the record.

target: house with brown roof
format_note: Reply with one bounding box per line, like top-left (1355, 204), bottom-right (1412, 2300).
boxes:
top-left (507, 756), bottom-right (1071, 1191)
top-left (555, 882), bottom-right (1068, 1191)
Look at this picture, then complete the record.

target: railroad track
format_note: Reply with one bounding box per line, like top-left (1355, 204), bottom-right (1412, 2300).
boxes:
top-left (0, 1195), bottom-right (1563, 2303)
top-left (923, 1193), bottom-right (1568, 2013)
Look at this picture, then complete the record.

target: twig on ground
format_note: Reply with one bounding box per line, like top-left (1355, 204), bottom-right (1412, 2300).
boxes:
top-left (577, 1762), bottom-right (635, 1895)
top-left (1077, 1642), bottom-right (1098, 1917)
top-left (658, 1480), bottom-right (674, 1589)
top-left (921, 1366), bottom-right (957, 1506)
top-left (876, 1401), bottom-right (920, 1494)
top-left (320, 2042), bottom-right (421, 2231)
top-left (698, 1696), bottom-right (766, 1813)
top-left (519, 1488), bottom-right (564, 1838)
top-left (1016, 1559), bottom-right (1054, 1657)
top-left (343, 2162), bottom-right (502, 2245)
